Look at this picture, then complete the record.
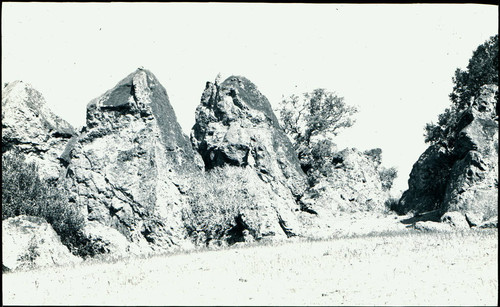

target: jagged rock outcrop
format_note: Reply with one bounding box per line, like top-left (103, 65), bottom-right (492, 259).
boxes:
top-left (191, 76), bottom-right (309, 240)
top-left (2, 215), bottom-right (82, 271)
top-left (2, 81), bottom-right (76, 181)
top-left (398, 85), bottom-right (498, 224)
top-left (64, 68), bottom-right (203, 254)
top-left (301, 148), bottom-right (389, 217)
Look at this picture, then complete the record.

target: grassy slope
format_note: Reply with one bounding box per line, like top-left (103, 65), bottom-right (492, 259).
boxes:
top-left (3, 229), bottom-right (497, 306)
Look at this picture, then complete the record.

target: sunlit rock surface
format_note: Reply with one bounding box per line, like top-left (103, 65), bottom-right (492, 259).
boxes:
top-left (191, 76), bottom-right (309, 240)
top-left (64, 69), bottom-right (203, 254)
top-left (2, 81), bottom-right (76, 181)
top-left (2, 215), bottom-right (82, 271)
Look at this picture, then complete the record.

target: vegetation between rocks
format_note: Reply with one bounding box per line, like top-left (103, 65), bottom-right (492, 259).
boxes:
top-left (424, 34), bottom-right (498, 151)
top-left (1, 151), bottom-right (85, 252)
top-left (182, 166), bottom-right (259, 246)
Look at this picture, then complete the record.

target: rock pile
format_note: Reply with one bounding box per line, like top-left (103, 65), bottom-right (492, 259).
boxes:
top-left (4, 69), bottom-right (494, 270)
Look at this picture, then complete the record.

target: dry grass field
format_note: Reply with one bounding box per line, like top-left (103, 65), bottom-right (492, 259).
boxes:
top-left (3, 227), bottom-right (497, 306)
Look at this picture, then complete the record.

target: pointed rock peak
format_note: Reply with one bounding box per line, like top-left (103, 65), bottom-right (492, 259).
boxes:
top-left (218, 75), bottom-right (273, 115)
top-left (221, 75), bottom-right (252, 87)
top-left (3, 80), bottom-right (44, 109)
top-left (2, 80), bottom-right (77, 180)
top-left (89, 67), bottom-right (164, 110)
top-left (2, 80), bottom-right (76, 137)
top-left (84, 68), bottom-right (201, 170)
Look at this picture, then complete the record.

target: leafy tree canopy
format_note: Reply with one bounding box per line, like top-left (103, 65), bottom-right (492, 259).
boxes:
top-left (425, 34), bottom-right (498, 149)
top-left (278, 88), bottom-right (358, 172)
top-left (450, 34), bottom-right (498, 110)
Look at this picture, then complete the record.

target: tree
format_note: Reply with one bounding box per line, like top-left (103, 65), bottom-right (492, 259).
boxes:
top-left (425, 34), bottom-right (498, 149)
top-left (278, 88), bottom-right (358, 172)
top-left (450, 35), bottom-right (498, 111)
top-left (379, 166), bottom-right (398, 191)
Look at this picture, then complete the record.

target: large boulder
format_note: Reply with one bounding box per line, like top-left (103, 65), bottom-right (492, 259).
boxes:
top-left (399, 85), bottom-right (498, 223)
top-left (64, 68), bottom-right (202, 254)
top-left (301, 148), bottom-right (389, 216)
top-left (2, 81), bottom-right (77, 181)
top-left (2, 215), bottom-right (82, 271)
top-left (397, 145), bottom-right (454, 213)
top-left (440, 211), bottom-right (470, 229)
top-left (442, 85), bottom-right (498, 221)
top-left (414, 221), bottom-right (453, 232)
top-left (77, 221), bottom-right (144, 258)
top-left (191, 76), bottom-right (309, 240)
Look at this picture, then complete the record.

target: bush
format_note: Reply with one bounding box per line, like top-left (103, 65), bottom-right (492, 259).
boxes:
top-left (384, 197), bottom-right (401, 213)
top-left (182, 166), bottom-right (258, 246)
top-left (379, 166), bottom-right (398, 191)
top-left (364, 148), bottom-right (382, 166)
top-left (2, 151), bottom-right (84, 250)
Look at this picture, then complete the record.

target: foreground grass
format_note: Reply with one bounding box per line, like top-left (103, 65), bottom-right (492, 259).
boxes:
top-left (3, 229), bottom-right (498, 305)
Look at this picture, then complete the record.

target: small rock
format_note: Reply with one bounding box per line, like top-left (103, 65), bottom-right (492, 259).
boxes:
top-left (414, 221), bottom-right (453, 232)
top-left (440, 211), bottom-right (470, 229)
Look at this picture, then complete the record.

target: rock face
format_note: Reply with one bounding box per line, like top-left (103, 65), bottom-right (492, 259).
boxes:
top-left (64, 69), bottom-right (202, 254)
top-left (414, 221), bottom-right (453, 232)
top-left (397, 145), bottom-right (452, 213)
top-left (399, 85), bottom-right (498, 223)
top-left (2, 215), bottom-right (82, 271)
top-left (2, 81), bottom-right (76, 181)
top-left (301, 148), bottom-right (389, 217)
top-left (191, 76), bottom-right (309, 240)
top-left (440, 211), bottom-right (470, 229)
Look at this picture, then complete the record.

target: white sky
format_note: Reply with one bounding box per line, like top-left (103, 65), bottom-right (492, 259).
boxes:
top-left (2, 3), bottom-right (498, 194)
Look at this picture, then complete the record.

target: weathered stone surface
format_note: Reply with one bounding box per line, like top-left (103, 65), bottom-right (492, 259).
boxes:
top-left (440, 211), bottom-right (470, 229)
top-left (398, 145), bottom-right (453, 214)
top-left (399, 85), bottom-right (498, 223)
top-left (78, 221), bottom-right (143, 257)
top-left (2, 215), bottom-right (82, 271)
top-left (191, 76), bottom-right (309, 239)
top-left (224, 167), bottom-right (303, 241)
top-left (2, 81), bottom-right (76, 180)
top-left (442, 86), bottom-right (498, 221)
top-left (300, 148), bottom-right (389, 218)
top-left (464, 212), bottom-right (482, 227)
top-left (414, 221), bottom-right (453, 232)
top-left (64, 68), bottom-right (201, 254)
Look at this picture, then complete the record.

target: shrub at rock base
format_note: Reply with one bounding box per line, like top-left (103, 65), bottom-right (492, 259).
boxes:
top-left (183, 166), bottom-right (298, 247)
top-left (2, 151), bottom-right (85, 253)
top-left (182, 166), bottom-right (259, 246)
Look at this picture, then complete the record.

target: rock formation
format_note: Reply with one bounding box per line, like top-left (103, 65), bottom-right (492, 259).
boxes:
top-left (2, 81), bottom-right (76, 181)
top-left (2, 215), bottom-right (82, 271)
top-left (301, 148), bottom-right (389, 216)
top-left (63, 68), bottom-right (203, 255)
top-left (398, 85), bottom-right (498, 224)
top-left (191, 76), bottom-right (309, 240)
